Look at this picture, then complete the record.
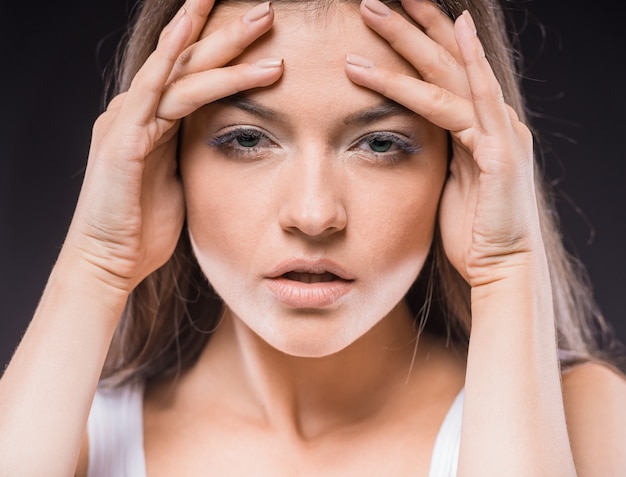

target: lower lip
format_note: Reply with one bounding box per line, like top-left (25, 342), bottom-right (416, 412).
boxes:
top-left (265, 278), bottom-right (353, 308)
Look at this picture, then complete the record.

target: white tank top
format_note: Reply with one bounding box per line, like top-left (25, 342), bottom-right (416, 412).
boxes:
top-left (87, 382), bottom-right (463, 477)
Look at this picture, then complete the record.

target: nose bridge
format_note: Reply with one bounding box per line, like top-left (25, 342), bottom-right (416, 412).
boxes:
top-left (278, 144), bottom-right (347, 238)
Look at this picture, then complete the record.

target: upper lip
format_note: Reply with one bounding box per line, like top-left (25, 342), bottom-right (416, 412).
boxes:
top-left (266, 258), bottom-right (355, 281)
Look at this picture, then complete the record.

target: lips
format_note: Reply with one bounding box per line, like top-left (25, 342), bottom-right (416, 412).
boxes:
top-left (283, 271), bottom-right (339, 283)
top-left (267, 259), bottom-right (354, 281)
top-left (265, 259), bottom-right (354, 308)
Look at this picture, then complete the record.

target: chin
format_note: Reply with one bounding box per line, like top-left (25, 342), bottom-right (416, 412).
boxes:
top-left (236, 307), bottom-right (369, 359)
top-left (263, 325), bottom-right (358, 359)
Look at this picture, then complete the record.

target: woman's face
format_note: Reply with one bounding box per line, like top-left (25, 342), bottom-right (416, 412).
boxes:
top-left (180, 2), bottom-right (448, 357)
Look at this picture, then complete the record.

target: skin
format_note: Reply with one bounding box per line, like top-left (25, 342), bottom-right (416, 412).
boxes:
top-left (0, 0), bottom-right (625, 476)
top-left (137, 5), bottom-right (464, 475)
top-left (180, 2), bottom-right (449, 358)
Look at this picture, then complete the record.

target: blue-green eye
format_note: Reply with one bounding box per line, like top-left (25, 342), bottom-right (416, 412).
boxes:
top-left (352, 132), bottom-right (421, 165)
top-left (208, 127), bottom-right (274, 158)
top-left (368, 138), bottom-right (393, 153)
top-left (236, 133), bottom-right (261, 148)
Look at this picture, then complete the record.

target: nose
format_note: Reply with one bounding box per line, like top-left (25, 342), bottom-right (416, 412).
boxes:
top-left (277, 149), bottom-right (347, 239)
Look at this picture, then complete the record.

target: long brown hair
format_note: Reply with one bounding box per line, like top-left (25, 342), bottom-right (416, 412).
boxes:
top-left (100, 0), bottom-right (624, 385)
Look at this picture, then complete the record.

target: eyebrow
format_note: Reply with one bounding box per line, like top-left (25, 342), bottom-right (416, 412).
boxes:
top-left (216, 94), bottom-right (415, 125)
top-left (217, 94), bottom-right (285, 122)
top-left (342, 100), bottom-right (415, 125)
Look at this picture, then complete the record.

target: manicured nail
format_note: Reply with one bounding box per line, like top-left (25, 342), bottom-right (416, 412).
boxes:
top-left (244, 1), bottom-right (272, 23)
top-left (363, 0), bottom-right (391, 17)
top-left (254, 57), bottom-right (283, 68)
top-left (462, 10), bottom-right (477, 36)
top-left (346, 54), bottom-right (376, 69)
top-left (165, 7), bottom-right (187, 34)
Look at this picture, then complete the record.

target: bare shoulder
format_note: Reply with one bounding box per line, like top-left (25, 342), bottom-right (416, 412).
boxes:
top-left (562, 361), bottom-right (626, 477)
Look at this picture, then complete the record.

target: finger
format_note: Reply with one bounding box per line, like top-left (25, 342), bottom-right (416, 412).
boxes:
top-left (105, 92), bottom-right (127, 112)
top-left (120, 7), bottom-right (193, 125)
top-left (345, 54), bottom-right (473, 132)
top-left (454, 11), bottom-right (511, 135)
top-left (400, 0), bottom-right (461, 62)
top-left (180, 0), bottom-right (217, 48)
top-left (169, 1), bottom-right (274, 82)
top-left (157, 59), bottom-right (284, 119)
top-left (359, 0), bottom-right (469, 99)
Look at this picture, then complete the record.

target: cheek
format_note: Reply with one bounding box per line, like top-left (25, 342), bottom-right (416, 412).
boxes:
top-left (366, 190), bottom-right (439, 277)
top-left (184, 172), bottom-right (262, 255)
top-left (352, 162), bottom-right (447, 271)
top-left (180, 147), bottom-right (283, 290)
top-left (181, 148), bottom-right (241, 255)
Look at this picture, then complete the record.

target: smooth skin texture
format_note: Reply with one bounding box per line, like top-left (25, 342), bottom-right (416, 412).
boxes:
top-left (180, 2), bottom-right (449, 359)
top-left (0, 0), bottom-right (625, 476)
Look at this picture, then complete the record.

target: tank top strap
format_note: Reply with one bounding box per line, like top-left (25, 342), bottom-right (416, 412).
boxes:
top-left (427, 388), bottom-right (464, 477)
top-left (87, 381), bottom-right (147, 477)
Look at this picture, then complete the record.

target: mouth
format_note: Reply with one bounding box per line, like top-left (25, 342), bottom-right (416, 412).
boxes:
top-left (282, 271), bottom-right (343, 284)
top-left (265, 259), bottom-right (355, 308)
top-left (266, 259), bottom-right (354, 282)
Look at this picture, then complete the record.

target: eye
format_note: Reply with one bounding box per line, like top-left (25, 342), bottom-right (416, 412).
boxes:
top-left (235, 132), bottom-right (261, 148)
top-left (207, 127), bottom-right (276, 159)
top-left (368, 138), bottom-right (393, 153)
top-left (352, 132), bottom-right (421, 164)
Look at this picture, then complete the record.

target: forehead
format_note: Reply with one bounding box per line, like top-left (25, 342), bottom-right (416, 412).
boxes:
top-left (200, 2), bottom-right (419, 111)
top-left (201, 1), bottom-right (418, 79)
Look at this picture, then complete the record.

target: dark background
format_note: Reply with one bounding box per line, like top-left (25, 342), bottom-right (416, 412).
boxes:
top-left (1, 1), bottom-right (625, 370)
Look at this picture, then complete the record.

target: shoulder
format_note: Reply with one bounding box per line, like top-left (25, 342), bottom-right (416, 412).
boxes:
top-left (562, 361), bottom-right (626, 477)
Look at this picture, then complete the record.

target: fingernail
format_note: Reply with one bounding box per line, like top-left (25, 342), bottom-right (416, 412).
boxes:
top-left (462, 10), bottom-right (477, 36)
top-left (254, 57), bottom-right (283, 68)
top-left (346, 54), bottom-right (376, 69)
top-left (165, 7), bottom-right (187, 34)
top-left (244, 1), bottom-right (272, 23)
top-left (363, 0), bottom-right (391, 17)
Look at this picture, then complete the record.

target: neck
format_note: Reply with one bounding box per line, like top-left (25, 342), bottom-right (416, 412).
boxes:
top-left (187, 300), bottom-right (451, 439)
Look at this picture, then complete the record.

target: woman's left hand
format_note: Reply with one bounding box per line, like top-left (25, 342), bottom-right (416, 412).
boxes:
top-left (346, 0), bottom-right (541, 288)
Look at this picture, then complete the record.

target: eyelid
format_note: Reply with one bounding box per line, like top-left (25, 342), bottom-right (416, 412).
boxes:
top-left (207, 126), bottom-right (276, 148)
top-left (206, 125), bottom-right (421, 165)
top-left (351, 131), bottom-right (422, 154)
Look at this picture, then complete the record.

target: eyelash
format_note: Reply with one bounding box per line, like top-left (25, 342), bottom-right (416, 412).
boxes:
top-left (350, 132), bottom-right (422, 165)
top-left (207, 127), bottom-right (421, 164)
top-left (207, 127), bottom-right (275, 159)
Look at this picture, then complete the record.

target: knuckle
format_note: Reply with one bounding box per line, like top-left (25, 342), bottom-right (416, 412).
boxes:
top-left (505, 104), bottom-right (519, 122)
top-left (491, 79), bottom-right (504, 101)
top-left (438, 46), bottom-right (457, 69)
top-left (92, 114), bottom-right (111, 137)
top-left (396, 17), bottom-right (413, 37)
top-left (174, 47), bottom-right (193, 72)
top-left (106, 93), bottom-right (126, 111)
top-left (232, 24), bottom-right (254, 51)
top-left (373, 68), bottom-right (396, 99)
top-left (166, 76), bottom-right (193, 107)
top-left (517, 122), bottom-right (534, 147)
top-left (386, 19), bottom-right (411, 49)
top-left (231, 64), bottom-right (260, 91)
top-left (431, 83), bottom-right (452, 106)
top-left (473, 75), bottom-right (503, 102)
top-left (423, 0), bottom-right (449, 21)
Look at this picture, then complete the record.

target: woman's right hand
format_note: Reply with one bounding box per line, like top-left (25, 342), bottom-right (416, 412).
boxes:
top-left (64, 0), bottom-right (284, 295)
top-left (0, 5), bottom-right (284, 475)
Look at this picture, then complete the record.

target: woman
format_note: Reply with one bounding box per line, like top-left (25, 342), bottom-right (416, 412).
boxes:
top-left (1, 0), bottom-right (625, 475)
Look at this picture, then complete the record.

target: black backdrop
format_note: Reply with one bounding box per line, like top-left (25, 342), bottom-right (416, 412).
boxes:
top-left (1, 1), bottom-right (625, 369)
